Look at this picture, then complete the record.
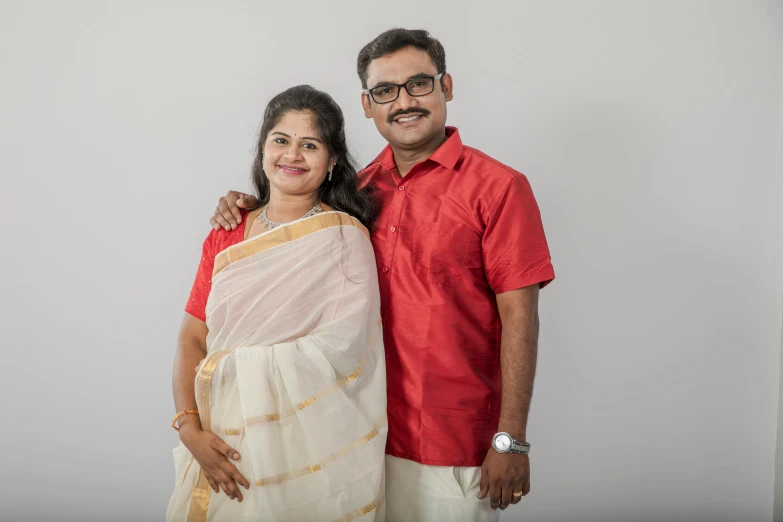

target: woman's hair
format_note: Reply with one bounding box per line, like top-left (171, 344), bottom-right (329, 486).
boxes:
top-left (251, 85), bottom-right (378, 230)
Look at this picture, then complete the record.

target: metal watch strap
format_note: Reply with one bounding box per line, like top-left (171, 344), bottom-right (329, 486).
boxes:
top-left (510, 440), bottom-right (531, 454)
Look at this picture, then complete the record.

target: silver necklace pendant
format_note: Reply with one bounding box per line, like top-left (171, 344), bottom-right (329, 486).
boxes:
top-left (259, 203), bottom-right (323, 230)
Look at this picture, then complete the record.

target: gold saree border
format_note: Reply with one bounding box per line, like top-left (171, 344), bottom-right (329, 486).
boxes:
top-left (187, 350), bottom-right (229, 522)
top-left (256, 416), bottom-right (387, 488)
top-left (187, 474), bottom-right (211, 522)
top-left (213, 212), bottom-right (370, 278)
top-left (195, 350), bottom-right (229, 432)
top-left (332, 495), bottom-right (385, 522)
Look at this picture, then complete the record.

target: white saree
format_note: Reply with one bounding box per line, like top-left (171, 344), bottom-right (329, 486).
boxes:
top-left (167, 212), bottom-right (387, 522)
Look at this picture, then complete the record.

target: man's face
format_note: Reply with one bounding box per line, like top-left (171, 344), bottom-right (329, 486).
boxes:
top-left (362, 46), bottom-right (453, 151)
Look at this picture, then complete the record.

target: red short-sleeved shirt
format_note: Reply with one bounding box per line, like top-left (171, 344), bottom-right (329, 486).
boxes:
top-left (185, 128), bottom-right (554, 467)
top-left (361, 127), bottom-right (554, 466)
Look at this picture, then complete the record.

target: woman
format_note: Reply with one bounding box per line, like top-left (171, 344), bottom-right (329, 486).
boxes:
top-left (167, 85), bottom-right (387, 522)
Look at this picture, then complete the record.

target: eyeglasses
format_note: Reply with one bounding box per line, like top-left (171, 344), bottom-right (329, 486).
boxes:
top-left (363, 73), bottom-right (444, 104)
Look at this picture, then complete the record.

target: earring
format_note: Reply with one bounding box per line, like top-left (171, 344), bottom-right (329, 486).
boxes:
top-left (328, 169), bottom-right (333, 182)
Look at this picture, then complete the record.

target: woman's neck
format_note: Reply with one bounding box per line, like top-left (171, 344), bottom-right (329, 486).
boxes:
top-left (266, 192), bottom-right (320, 223)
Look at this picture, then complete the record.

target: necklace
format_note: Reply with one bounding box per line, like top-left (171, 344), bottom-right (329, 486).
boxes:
top-left (258, 203), bottom-right (323, 230)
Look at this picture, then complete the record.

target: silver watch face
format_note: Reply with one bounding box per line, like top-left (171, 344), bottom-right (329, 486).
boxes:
top-left (493, 433), bottom-right (512, 452)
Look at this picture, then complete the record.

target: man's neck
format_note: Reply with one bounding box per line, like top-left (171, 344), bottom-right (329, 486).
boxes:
top-left (392, 128), bottom-right (448, 177)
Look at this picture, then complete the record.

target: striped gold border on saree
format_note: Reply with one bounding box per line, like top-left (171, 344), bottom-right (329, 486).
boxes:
top-left (256, 416), bottom-right (387, 488)
top-left (218, 323), bottom-right (382, 435)
top-left (333, 495), bottom-right (385, 522)
top-left (213, 212), bottom-right (369, 278)
top-left (187, 350), bottom-right (229, 522)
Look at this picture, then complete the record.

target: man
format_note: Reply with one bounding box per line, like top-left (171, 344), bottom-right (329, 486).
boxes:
top-left (210, 29), bottom-right (554, 521)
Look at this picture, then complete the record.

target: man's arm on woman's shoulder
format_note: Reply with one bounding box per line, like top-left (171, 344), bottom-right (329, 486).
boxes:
top-left (211, 191), bottom-right (258, 231)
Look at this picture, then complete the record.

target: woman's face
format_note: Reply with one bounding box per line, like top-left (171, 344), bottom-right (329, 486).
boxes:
top-left (262, 110), bottom-right (333, 200)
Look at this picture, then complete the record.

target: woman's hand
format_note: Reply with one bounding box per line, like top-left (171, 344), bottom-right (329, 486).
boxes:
top-left (179, 423), bottom-right (250, 502)
top-left (173, 317), bottom-right (247, 500)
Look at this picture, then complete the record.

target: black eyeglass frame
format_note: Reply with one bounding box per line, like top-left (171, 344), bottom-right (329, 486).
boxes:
top-left (363, 73), bottom-right (445, 104)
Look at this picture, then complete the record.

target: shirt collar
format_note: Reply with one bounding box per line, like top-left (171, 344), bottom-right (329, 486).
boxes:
top-left (372, 127), bottom-right (463, 171)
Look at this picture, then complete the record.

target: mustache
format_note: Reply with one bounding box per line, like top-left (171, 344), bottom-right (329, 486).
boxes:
top-left (387, 108), bottom-right (430, 124)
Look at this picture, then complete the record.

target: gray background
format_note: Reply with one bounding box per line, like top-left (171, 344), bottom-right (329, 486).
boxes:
top-left (1, 1), bottom-right (782, 521)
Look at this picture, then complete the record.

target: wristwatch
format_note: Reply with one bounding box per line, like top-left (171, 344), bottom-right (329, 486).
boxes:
top-left (492, 432), bottom-right (530, 455)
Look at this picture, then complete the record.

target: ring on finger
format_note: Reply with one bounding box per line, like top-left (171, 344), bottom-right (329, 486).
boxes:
top-left (512, 490), bottom-right (524, 497)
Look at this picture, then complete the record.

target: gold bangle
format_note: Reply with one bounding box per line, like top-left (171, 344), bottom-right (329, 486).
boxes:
top-left (171, 409), bottom-right (199, 431)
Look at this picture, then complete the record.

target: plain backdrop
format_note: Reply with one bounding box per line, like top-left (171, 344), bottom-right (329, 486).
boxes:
top-left (1, 1), bottom-right (782, 521)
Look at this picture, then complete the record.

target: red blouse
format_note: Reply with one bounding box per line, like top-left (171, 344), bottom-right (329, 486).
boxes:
top-left (185, 213), bottom-right (247, 322)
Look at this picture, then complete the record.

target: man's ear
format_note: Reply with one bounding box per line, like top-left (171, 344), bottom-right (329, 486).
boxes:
top-left (361, 92), bottom-right (373, 118)
top-left (442, 73), bottom-right (454, 102)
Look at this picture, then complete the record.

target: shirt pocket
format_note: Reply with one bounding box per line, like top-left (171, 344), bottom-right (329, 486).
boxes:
top-left (412, 220), bottom-right (481, 286)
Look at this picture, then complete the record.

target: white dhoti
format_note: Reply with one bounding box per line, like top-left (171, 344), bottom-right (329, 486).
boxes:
top-left (384, 455), bottom-right (500, 522)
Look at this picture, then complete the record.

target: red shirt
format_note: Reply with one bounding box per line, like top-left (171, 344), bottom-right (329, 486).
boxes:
top-left (362, 127), bottom-right (554, 466)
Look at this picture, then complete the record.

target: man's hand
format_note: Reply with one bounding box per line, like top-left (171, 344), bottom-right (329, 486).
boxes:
top-left (478, 448), bottom-right (530, 510)
top-left (210, 191), bottom-right (259, 231)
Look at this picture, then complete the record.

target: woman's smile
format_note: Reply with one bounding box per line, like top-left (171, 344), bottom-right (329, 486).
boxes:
top-left (277, 163), bottom-right (309, 176)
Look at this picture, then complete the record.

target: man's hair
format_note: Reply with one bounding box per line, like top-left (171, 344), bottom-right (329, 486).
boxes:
top-left (356, 28), bottom-right (446, 89)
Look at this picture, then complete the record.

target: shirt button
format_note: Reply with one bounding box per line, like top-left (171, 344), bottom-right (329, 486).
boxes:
top-left (398, 185), bottom-right (405, 191)
top-left (382, 267), bottom-right (389, 273)
top-left (389, 226), bottom-right (396, 232)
